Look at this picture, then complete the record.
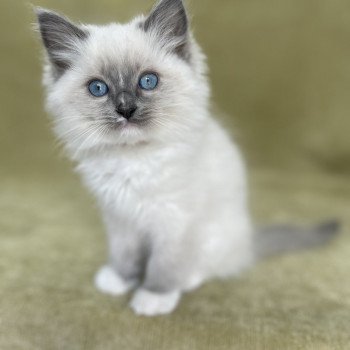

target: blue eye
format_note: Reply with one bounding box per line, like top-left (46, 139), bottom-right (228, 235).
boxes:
top-left (139, 73), bottom-right (158, 90)
top-left (88, 80), bottom-right (109, 97)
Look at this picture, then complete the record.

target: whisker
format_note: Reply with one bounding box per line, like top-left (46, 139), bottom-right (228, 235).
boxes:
top-left (53, 122), bottom-right (104, 152)
top-left (72, 124), bottom-right (107, 159)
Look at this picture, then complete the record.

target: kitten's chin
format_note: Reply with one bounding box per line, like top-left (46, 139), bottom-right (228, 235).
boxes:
top-left (103, 121), bottom-right (151, 146)
top-left (106, 119), bottom-right (143, 131)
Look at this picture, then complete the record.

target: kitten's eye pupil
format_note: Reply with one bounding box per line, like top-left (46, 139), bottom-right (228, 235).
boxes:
top-left (139, 73), bottom-right (158, 91)
top-left (88, 80), bottom-right (109, 97)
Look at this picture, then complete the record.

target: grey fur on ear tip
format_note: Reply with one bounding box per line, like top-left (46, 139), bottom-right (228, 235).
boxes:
top-left (34, 6), bottom-right (59, 22)
top-left (31, 6), bottom-right (49, 26)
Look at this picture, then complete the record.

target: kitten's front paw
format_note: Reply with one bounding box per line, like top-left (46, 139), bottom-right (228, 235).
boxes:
top-left (130, 288), bottom-right (181, 316)
top-left (94, 265), bottom-right (136, 296)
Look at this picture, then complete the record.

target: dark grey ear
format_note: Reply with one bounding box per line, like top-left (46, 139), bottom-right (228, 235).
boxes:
top-left (36, 8), bottom-right (88, 75)
top-left (144, 0), bottom-right (190, 60)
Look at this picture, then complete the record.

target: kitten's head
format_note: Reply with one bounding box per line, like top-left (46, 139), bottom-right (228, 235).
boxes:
top-left (36, 0), bottom-right (209, 157)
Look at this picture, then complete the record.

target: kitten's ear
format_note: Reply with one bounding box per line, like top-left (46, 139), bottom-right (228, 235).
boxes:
top-left (143, 0), bottom-right (190, 60)
top-left (35, 8), bottom-right (88, 75)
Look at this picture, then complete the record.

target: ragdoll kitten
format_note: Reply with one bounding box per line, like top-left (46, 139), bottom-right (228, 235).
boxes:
top-left (36, 0), bottom-right (338, 316)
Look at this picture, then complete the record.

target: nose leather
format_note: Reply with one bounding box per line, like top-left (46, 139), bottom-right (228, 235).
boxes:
top-left (115, 92), bottom-right (137, 120)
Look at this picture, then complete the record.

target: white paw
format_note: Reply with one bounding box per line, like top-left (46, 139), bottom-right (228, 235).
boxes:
top-left (94, 265), bottom-right (136, 296)
top-left (130, 288), bottom-right (181, 316)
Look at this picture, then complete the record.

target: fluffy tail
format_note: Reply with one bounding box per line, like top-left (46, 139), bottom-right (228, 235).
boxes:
top-left (254, 220), bottom-right (340, 260)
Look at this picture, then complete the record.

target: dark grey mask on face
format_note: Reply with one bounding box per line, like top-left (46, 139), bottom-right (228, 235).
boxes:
top-left (115, 91), bottom-right (137, 120)
top-left (96, 63), bottom-right (156, 126)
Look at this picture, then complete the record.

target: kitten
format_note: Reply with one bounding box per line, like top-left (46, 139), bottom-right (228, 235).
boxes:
top-left (36, 0), bottom-right (338, 316)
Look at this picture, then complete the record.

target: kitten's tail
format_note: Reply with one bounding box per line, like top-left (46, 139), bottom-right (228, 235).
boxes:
top-left (254, 220), bottom-right (340, 260)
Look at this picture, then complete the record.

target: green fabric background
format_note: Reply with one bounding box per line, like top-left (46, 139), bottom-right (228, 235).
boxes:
top-left (0, 0), bottom-right (349, 349)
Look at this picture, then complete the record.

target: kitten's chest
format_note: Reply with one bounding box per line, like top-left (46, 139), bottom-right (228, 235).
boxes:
top-left (80, 157), bottom-right (159, 195)
top-left (77, 152), bottom-right (184, 210)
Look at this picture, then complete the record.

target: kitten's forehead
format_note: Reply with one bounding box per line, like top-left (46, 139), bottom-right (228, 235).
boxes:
top-left (84, 22), bottom-right (160, 78)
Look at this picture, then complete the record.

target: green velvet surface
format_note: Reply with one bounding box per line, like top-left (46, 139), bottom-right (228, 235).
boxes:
top-left (1, 1), bottom-right (349, 349)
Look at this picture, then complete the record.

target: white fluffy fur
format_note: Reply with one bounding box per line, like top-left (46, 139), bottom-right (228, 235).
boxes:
top-left (39, 2), bottom-right (254, 316)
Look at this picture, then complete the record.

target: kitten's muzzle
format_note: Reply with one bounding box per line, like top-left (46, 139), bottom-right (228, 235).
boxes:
top-left (115, 92), bottom-right (137, 120)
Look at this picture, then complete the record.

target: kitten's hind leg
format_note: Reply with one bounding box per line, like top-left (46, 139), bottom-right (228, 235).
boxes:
top-left (95, 265), bottom-right (137, 296)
